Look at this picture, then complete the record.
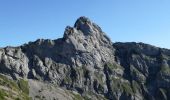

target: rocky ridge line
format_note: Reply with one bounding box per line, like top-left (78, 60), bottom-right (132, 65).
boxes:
top-left (0, 16), bottom-right (170, 100)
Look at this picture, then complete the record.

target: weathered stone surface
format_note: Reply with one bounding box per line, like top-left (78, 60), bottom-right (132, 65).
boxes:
top-left (0, 17), bottom-right (170, 100)
top-left (0, 47), bottom-right (29, 79)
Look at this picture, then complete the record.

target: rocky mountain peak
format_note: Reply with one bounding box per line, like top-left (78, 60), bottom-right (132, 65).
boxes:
top-left (74, 16), bottom-right (93, 34)
top-left (62, 17), bottom-right (115, 68)
top-left (74, 16), bottom-right (103, 36)
top-left (63, 16), bottom-right (112, 47)
top-left (0, 17), bottom-right (170, 100)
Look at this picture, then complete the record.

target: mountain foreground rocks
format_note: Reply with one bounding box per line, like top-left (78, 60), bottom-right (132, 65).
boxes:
top-left (0, 16), bottom-right (170, 100)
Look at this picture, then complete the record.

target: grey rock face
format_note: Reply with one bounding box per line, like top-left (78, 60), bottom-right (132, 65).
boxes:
top-left (63, 16), bottom-right (115, 68)
top-left (0, 17), bottom-right (170, 100)
top-left (0, 47), bottom-right (29, 79)
top-left (114, 42), bottom-right (170, 100)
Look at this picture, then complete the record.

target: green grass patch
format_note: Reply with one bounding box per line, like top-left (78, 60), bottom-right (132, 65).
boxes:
top-left (160, 65), bottom-right (170, 75)
top-left (72, 93), bottom-right (83, 100)
top-left (111, 78), bottom-right (133, 95)
top-left (63, 76), bottom-right (72, 84)
top-left (0, 74), bottom-right (19, 90)
top-left (107, 63), bottom-right (124, 70)
top-left (122, 82), bottom-right (133, 94)
top-left (0, 74), bottom-right (30, 100)
top-left (0, 89), bottom-right (7, 100)
top-left (132, 80), bottom-right (141, 93)
top-left (84, 91), bottom-right (108, 100)
top-left (94, 72), bottom-right (104, 85)
top-left (18, 79), bottom-right (29, 95)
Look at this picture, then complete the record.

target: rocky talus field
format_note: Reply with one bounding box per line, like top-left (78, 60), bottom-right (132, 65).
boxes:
top-left (0, 17), bottom-right (170, 100)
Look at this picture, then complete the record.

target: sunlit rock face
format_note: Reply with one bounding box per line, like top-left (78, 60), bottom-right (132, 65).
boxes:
top-left (0, 17), bottom-right (170, 100)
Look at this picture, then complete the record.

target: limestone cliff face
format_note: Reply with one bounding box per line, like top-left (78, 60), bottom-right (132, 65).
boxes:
top-left (0, 17), bottom-right (170, 100)
top-left (113, 42), bottom-right (170, 100)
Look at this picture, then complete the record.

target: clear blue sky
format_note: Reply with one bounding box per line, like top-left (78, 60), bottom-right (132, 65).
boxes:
top-left (0, 0), bottom-right (170, 49)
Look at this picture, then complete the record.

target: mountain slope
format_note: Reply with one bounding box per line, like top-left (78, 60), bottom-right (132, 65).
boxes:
top-left (0, 17), bottom-right (170, 100)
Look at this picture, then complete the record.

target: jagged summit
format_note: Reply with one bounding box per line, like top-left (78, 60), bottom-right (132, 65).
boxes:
top-left (74, 16), bottom-right (91, 27)
top-left (64, 16), bottom-right (105, 38)
top-left (63, 16), bottom-right (112, 48)
top-left (62, 17), bottom-right (115, 69)
top-left (74, 16), bottom-right (103, 35)
top-left (74, 16), bottom-right (94, 35)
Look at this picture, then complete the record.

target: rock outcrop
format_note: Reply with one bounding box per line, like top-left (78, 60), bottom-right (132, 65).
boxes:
top-left (0, 16), bottom-right (170, 100)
